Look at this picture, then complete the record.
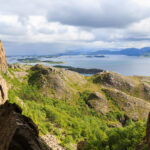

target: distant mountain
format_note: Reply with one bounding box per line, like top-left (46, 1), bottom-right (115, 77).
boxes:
top-left (61, 47), bottom-right (150, 56)
top-left (58, 49), bottom-right (90, 56)
top-left (91, 47), bottom-right (150, 56)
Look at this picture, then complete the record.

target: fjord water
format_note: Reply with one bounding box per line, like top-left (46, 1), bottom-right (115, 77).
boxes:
top-left (7, 55), bottom-right (150, 76)
top-left (48, 55), bottom-right (150, 76)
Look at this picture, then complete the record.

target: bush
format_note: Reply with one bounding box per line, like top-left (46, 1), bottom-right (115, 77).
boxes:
top-left (7, 72), bottom-right (147, 149)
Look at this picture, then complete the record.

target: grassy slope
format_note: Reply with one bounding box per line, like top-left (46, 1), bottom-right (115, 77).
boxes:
top-left (2, 66), bottom-right (148, 150)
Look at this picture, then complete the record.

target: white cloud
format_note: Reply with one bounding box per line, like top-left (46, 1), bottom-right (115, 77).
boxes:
top-left (1, 0), bottom-right (150, 54)
top-left (27, 16), bottom-right (95, 42)
top-left (47, 0), bottom-right (150, 28)
top-left (0, 15), bottom-right (94, 43)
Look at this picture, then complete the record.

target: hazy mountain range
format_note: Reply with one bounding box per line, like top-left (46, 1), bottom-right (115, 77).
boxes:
top-left (60, 47), bottom-right (150, 56)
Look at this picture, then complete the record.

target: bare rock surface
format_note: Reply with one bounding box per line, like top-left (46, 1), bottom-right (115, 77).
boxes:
top-left (0, 101), bottom-right (52, 150)
top-left (93, 71), bottom-right (136, 93)
top-left (42, 134), bottom-right (65, 150)
top-left (86, 92), bottom-right (109, 114)
top-left (8, 64), bottom-right (30, 71)
top-left (147, 112), bottom-right (150, 150)
top-left (0, 75), bottom-right (8, 104)
top-left (13, 71), bottom-right (28, 79)
top-left (103, 88), bottom-right (150, 120)
top-left (29, 64), bottom-right (72, 99)
top-left (0, 40), bottom-right (8, 73)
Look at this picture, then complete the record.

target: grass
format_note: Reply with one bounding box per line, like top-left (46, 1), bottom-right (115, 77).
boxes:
top-left (1, 67), bottom-right (148, 150)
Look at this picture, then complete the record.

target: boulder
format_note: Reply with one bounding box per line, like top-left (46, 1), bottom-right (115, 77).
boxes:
top-left (0, 101), bottom-right (51, 150)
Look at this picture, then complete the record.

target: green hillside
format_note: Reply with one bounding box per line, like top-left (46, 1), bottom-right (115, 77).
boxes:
top-left (3, 64), bottom-right (149, 150)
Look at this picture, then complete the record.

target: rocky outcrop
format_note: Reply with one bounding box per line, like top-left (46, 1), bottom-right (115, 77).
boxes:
top-left (147, 112), bottom-right (150, 150)
top-left (8, 64), bottom-right (30, 70)
top-left (0, 40), bottom-right (8, 73)
top-left (0, 75), bottom-right (8, 104)
top-left (0, 41), bottom-right (8, 104)
top-left (92, 71), bottom-right (150, 101)
top-left (29, 64), bottom-right (72, 99)
top-left (93, 71), bottom-right (136, 93)
top-left (86, 92), bottom-right (109, 114)
top-left (0, 101), bottom-right (51, 150)
top-left (139, 83), bottom-right (150, 100)
top-left (42, 134), bottom-right (65, 150)
top-left (103, 88), bottom-right (150, 121)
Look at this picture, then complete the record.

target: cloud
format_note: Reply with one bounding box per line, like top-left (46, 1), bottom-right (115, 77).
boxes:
top-left (1, 0), bottom-right (150, 55)
top-left (27, 16), bottom-right (95, 42)
top-left (47, 0), bottom-right (150, 28)
top-left (0, 15), bottom-right (26, 35)
top-left (0, 15), bottom-right (94, 43)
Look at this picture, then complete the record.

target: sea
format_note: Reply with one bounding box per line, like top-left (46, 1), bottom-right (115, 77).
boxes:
top-left (7, 55), bottom-right (150, 76)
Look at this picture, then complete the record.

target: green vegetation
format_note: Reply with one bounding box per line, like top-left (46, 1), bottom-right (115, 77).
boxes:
top-left (54, 65), bottom-right (103, 74)
top-left (42, 60), bottom-right (64, 64)
top-left (18, 58), bottom-right (64, 64)
top-left (18, 58), bottom-right (41, 63)
top-left (2, 67), bottom-right (148, 150)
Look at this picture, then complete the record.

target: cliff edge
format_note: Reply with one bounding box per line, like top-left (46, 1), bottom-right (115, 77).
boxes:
top-left (0, 40), bottom-right (8, 73)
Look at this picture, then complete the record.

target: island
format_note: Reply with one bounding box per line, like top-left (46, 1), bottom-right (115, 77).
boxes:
top-left (17, 58), bottom-right (65, 64)
top-left (86, 55), bottom-right (105, 58)
top-left (54, 65), bottom-right (104, 74)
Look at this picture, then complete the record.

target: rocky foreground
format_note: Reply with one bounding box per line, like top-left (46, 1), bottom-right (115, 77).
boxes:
top-left (0, 101), bottom-right (51, 150)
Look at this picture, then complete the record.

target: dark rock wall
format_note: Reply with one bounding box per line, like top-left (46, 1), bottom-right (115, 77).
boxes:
top-left (0, 101), bottom-right (51, 150)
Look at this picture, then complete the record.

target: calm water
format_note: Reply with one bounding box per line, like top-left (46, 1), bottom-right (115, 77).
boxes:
top-left (7, 55), bottom-right (150, 76)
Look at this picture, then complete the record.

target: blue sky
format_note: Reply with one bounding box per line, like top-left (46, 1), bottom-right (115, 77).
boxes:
top-left (1, 0), bottom-right (150, 55)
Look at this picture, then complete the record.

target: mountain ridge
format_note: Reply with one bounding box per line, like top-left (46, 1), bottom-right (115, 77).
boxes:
top-left (60, 47), bottom-right (150, 56)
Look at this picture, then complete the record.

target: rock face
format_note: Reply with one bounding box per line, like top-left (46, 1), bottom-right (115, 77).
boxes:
top-left (86, 92), bottom-right (109, 114)
top-left (42, 134), bottom-right (65, 150)
top-left (0, 75), bottom-right (8, 104)
top-left (0, 101), bottom-right (51, 150)
top-left (0, 40), bottom-right (8, 73)
top-left (103, 88), bottom-right (150, 121)
top-left (29, 64), bottom-right (72, 99)
top-left (139, 83), bottom-right (150, 100)
top-left (0, 41), bottom-right (8, 104)
top-left (93, 71), bottom-right (136, 93)
top-left (147, 112), bottom-right (150, 150)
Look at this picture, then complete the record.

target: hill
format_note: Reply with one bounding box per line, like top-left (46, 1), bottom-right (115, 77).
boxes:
top-left (0, 40), bottom-right (150, 150)
top-left (2, 63), bottom-right (150, 149)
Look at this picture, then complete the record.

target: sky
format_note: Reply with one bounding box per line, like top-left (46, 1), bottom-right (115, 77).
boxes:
top-left (1, 0), bottom-right (150, 55)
